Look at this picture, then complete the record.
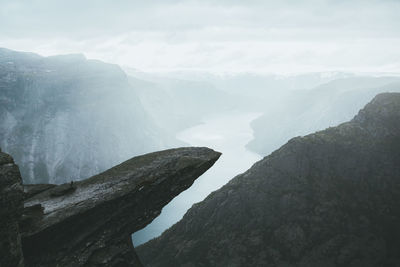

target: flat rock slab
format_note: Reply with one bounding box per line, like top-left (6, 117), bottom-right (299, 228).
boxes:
top-left (21, 147), bottom-right (221, 267)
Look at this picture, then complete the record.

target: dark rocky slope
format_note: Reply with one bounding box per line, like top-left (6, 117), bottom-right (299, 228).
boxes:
top-left (0, 148), bottom-right (24, 267)
top-left (0, 48), bottom-right (179, 184)
top-left (137, 93), bottom-right (400, 267)
top-left (0, 147), bottom-right (220, 267)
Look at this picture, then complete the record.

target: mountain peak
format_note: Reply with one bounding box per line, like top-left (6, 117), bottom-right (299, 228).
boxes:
top-left (353, 92), bottom-right (400, 137)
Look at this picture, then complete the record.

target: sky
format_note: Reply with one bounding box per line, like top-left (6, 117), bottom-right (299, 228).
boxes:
top-left (1, 0), bottom-right (400, 74)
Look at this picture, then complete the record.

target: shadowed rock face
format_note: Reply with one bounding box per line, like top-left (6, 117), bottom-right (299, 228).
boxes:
top-left (0, 148), bottom-right (24, 267)
top-left (137, 93), bottom-right (400, 267)
top-left (1, 147), bottom-right (220, 267)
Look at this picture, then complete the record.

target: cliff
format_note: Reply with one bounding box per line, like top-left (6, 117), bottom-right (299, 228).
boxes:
top-left (137, 93), bottom-right (400, 267)
top-left (0, 147), bottom-right (220, 266)
top-left (0, 48), bottom-right (180, 184)
top-left (0, 148), bottom-right (24, 266)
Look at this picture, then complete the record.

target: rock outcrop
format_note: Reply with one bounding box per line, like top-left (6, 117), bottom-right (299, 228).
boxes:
top-left (137, 93), bottom-right (400, 267)
top-left (0, 148), bottom-right (24, 267)
top-left (1, 147), bottom-right (220, 266)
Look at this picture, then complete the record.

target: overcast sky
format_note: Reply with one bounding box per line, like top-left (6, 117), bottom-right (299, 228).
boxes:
top-left (1, 0), bottom-right (400, 74)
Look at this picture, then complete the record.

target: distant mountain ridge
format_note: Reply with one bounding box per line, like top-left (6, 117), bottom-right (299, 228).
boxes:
top-left (137, 92), bottom-right (400, 267)
top-left (128, 75), bottom-right (240, 134)
top-left (247, 76), bottom-right (400, 156)
top-left (0, 48), bottom-right (179, 184)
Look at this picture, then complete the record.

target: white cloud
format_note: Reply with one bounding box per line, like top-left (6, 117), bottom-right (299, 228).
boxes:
top-left (1, 0), bottom-right (399, 74)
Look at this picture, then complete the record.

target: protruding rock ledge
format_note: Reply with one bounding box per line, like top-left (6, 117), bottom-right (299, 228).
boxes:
top-left (1, 147), bottom-right (220, 267)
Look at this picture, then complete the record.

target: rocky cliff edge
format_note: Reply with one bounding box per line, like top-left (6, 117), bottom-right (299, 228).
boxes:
top-left (0, 147), bottom-right (220, 267)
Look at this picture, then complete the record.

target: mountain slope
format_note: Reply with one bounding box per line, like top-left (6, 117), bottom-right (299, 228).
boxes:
top-left (137, 93), bottom-right (400, 267)
top-left (0, 48), bottom-right (178, 184)
top-left (247, 77), bottom-right (400, 156)
top-left (128, 75), bottom-right (239, 134)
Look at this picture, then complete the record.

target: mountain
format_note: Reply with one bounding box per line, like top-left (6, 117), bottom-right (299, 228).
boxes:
top-left (205, 72), bottom-right (352, 97)
top-left (137, 93), bottom-right (400, 267)
top-left (128, 75), bottom-right (239, 134)
top-left (129, 71), bottom-right (354, 118)
top-left (247, 76), bottom-right (400, 156)
top-left (0, 48), bottom-right (179, 184)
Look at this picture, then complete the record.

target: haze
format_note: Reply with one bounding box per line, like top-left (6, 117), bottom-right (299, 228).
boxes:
top-left (2, 0), bottom-right (400, 247)
top-left (1, 0), bottom-right (400, 74)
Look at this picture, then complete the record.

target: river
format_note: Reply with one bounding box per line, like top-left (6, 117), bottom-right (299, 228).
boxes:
top-left (132, 111), bottom-right (262, 246)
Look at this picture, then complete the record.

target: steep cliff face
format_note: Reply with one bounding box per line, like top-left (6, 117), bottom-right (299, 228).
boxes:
top-left (0, 48), bottom-right (179, 184)
top-left (0, 147), bottom-right (220, 266)
top-left (137, 93), bottom-right (400, 267)
top-left (0, 149), bottom-right (24, 267)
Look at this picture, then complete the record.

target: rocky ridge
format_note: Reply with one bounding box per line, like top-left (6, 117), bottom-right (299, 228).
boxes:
top-left (0, 147), bottom-right (220, 266)
top-left (137, 93), bottom-right (400, 267)
top-left (247, 77), bottom-right (400, 156)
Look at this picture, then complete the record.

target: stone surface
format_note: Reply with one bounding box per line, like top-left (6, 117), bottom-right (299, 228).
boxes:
top-left (0, 148), bottom-right (24, 267)
top-left (137, 93), bottom-right (400, 267)
top-left (20, 147), bottom-right (220, 267)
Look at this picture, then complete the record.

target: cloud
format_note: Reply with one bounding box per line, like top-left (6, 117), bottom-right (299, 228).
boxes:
top-left (1, 0), bottom-right (400, 73)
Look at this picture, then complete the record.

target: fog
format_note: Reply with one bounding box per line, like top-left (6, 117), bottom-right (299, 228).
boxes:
top-left (1, 0), bottom-right (400, 248)
top-left (1, 0), bottom-right (400, 73)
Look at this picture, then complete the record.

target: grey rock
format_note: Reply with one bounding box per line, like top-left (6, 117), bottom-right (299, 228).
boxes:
top-left (20, 147), bottom-right (220, 267)
top-left (137, 93), bottom-right (400, 267)
top-left (0, 148), bottom-right (24, 267)
top-left (23, 184), bottom-right (57, 200)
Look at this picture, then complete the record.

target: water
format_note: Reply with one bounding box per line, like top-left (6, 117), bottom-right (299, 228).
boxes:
top-left (132, 111), bottom-right (262, 246)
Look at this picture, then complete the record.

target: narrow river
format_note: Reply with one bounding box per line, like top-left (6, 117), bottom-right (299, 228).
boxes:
top-left (132, 111), bottom-right (262, 246)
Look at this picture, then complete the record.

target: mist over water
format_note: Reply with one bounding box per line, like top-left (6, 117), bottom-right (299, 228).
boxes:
top-left (132, 111), bottom-right (262, 245)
